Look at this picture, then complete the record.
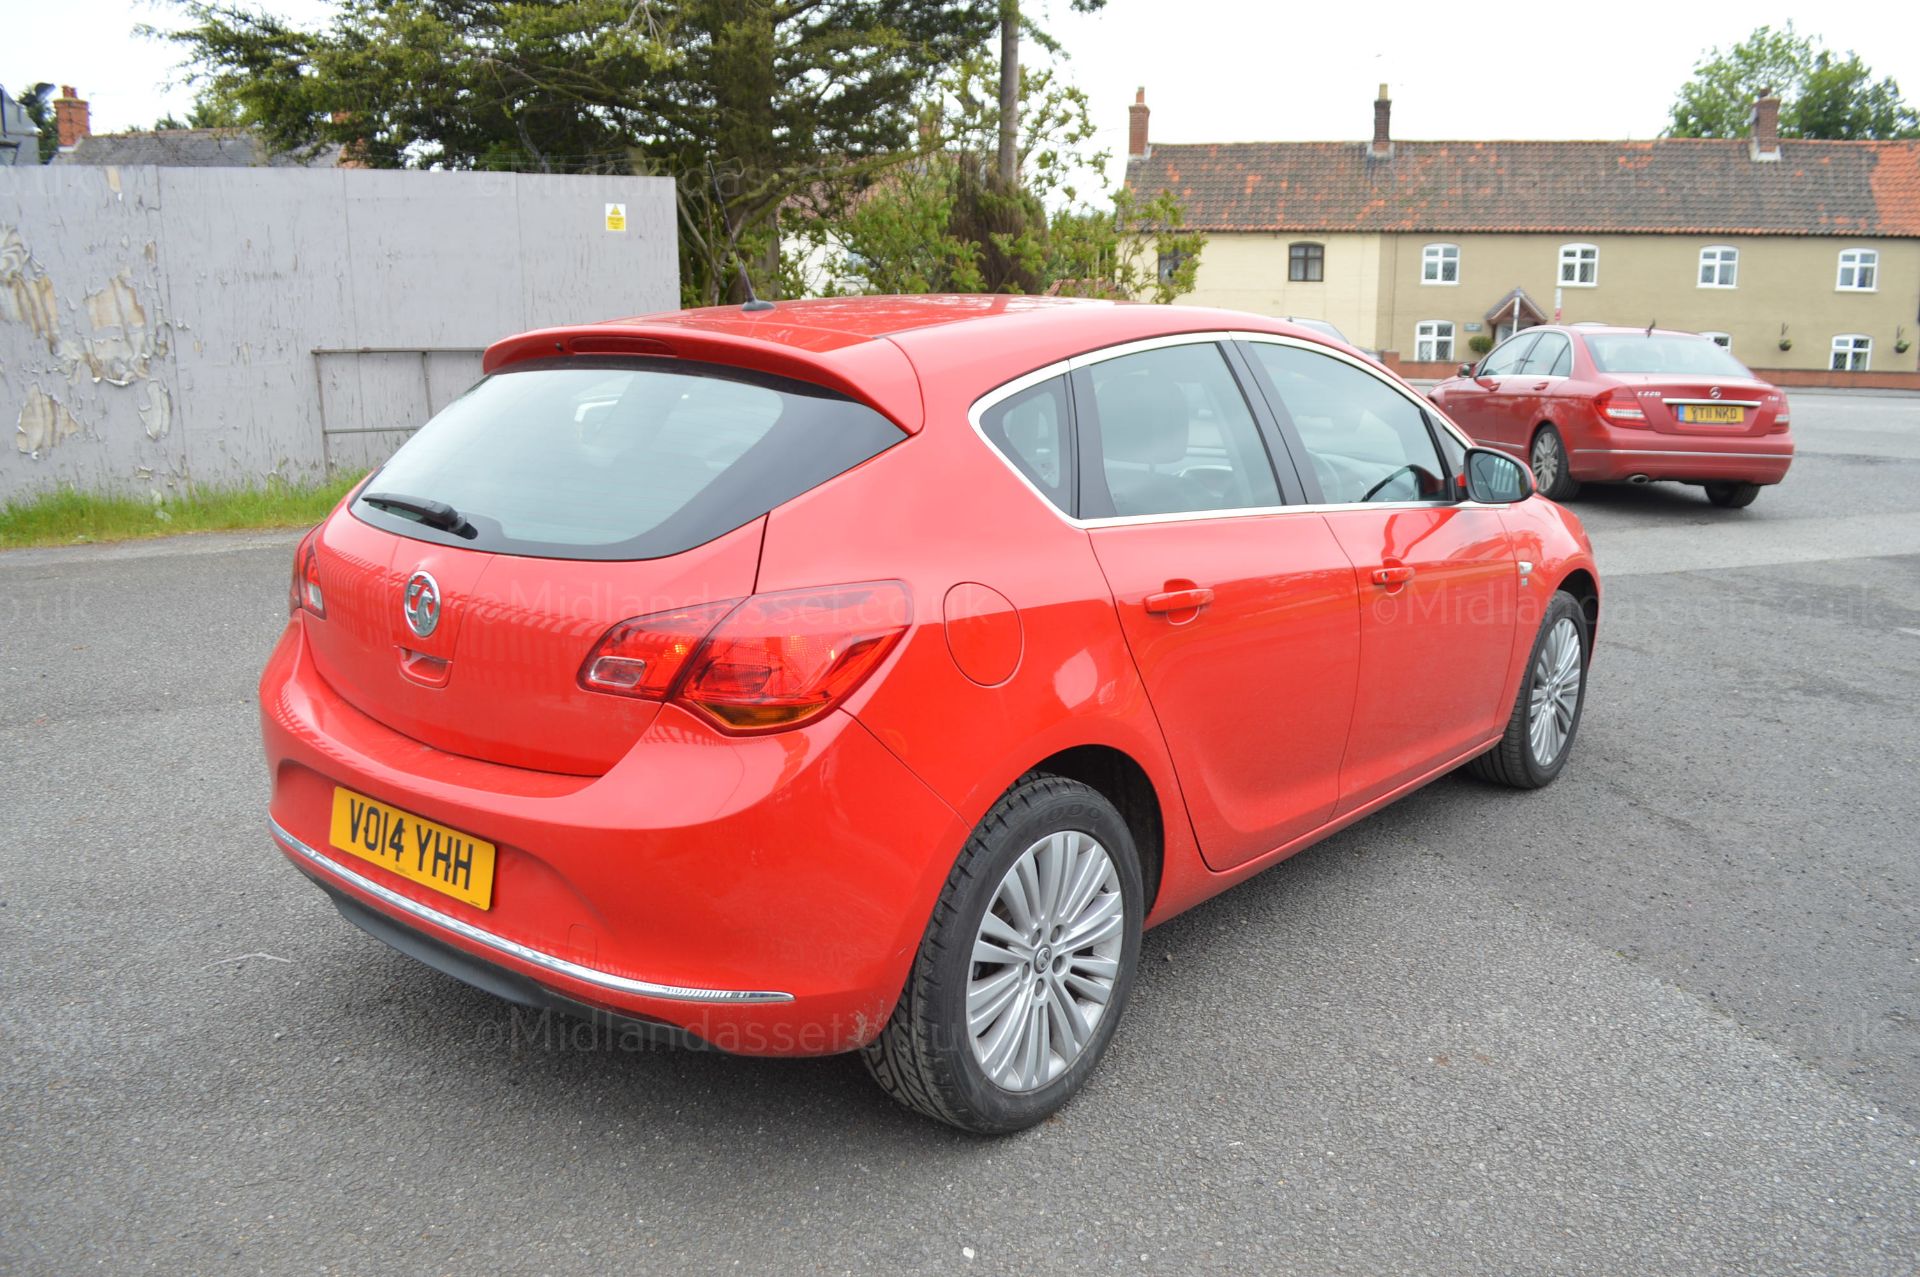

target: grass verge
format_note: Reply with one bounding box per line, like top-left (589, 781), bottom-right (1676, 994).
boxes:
top-left (0, 476), bottom-right (362, 550)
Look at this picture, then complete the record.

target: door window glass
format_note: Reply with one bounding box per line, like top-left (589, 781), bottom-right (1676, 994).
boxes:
top-left (1248, 342), bottom-right (1449, 505)
top-left (1082, 344), bottom-right (1281, 517)
top-left (1479, 332), bottom-right (1538, 376)
top-left (1517, 332), bottom-right (1571, 376)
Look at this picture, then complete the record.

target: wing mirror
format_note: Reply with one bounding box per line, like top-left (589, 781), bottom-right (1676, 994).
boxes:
top-left (1463, 447), bottom-right (1535, 504)
top-left (1457, 362), bottom-right (1474, 378)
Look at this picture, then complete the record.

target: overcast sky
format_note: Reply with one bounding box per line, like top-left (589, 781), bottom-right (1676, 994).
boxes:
top-left (11, 0), bottom-right (1920, 185)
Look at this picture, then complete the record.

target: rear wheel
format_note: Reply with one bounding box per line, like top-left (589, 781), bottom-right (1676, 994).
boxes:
top-left (1703, 481), bottom-right (1761, 509)
top-left (1469, 590), bottom-right (1589, 789)
top-left (862, 774), bottom-right (1143, 1134)
top-left (1529, 426), bottom-right (1580, 501)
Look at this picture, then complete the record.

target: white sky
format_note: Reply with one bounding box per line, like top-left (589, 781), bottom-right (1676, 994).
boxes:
top-left (10, 0), bottom-right (1920, 185)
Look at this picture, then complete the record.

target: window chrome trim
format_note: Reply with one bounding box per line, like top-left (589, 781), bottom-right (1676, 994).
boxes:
top-left (967, 330), bottom-right (1491, 530)
top-left (271, 818), bottom-right (795, 1004)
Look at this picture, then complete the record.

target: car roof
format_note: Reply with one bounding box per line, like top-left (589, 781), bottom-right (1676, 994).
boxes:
top-left (485, 295), bottom-right (1364, 433)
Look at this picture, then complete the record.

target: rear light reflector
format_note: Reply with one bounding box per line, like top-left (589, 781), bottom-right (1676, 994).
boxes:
top-left (1595, 388), bottom-right (1648, 427)
top-left (578, 582), bottom-right (912, 733)
top-left (579, 600), bottom-right (738, 698)
top-left (289, 531), bottom-right (326, 618)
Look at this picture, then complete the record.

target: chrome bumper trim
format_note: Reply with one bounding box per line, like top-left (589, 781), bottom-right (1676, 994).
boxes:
top-left (1572, 448), bottom-right (1789, 460)
top-left (270, 818), bottom-right (794, 1005)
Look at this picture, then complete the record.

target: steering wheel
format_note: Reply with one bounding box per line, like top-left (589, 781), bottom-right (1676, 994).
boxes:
top-left (1360, 464), bottom-right (1425, 503)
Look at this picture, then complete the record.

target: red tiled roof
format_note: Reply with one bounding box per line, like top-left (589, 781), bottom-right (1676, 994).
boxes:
top-left (1125, 138), bottom-right (1920, 237)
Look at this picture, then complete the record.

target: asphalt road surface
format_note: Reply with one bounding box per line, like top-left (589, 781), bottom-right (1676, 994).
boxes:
top-left (4, 392), bottom-right (1918, 1275)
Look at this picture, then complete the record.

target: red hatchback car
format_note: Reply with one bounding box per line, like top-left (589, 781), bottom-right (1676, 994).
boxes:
top-left (1428, 325), bottom-right (1794, 507)
top-left (261, 296), bottom-right (1600, 1133)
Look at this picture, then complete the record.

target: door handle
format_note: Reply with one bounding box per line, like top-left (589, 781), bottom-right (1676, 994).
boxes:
top-left (1144, 587), bottom-right (1215, 614)
top-left (1530, 380), bottom-right (1550, 390)
top-left (1370, 565), bottom-right (1416, 588)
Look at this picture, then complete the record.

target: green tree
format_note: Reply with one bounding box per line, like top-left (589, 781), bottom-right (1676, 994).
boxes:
top-left (12, 82), bottom-right (59, 162)
top-left (160, 0), bottom-right (998, 303)
top-left (1665, 23), bottom-right (1919, 139)
top-left (795, 56), bottom-right (1202, 303)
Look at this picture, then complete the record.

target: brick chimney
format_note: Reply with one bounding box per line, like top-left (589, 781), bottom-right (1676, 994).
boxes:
top-left (1128, 87), bottom-right (1150, 158)
top-left (53, 86), bottom-right (89, 149)
top-left (1370, 84), bottom-right (1392, 159)
top-left (1749, 88), bottom-right (1781, 161)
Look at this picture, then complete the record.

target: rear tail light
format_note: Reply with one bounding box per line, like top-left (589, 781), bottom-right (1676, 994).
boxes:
top-left (579, 600), bottom-right (738, 698)
top-left (289, 531), bottom-right (326, 618)
top-left (1594, 388), bottom-right (1648, 427)
top-left (1770, 395), bottom-right (1791, 432)
top-left (579, 582), bottom-right (912, 733)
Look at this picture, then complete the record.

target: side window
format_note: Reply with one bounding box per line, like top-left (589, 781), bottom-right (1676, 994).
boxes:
top-left (1247, 341), bottom-right (1448, 506)
top-left (1479, 332), bottom-right (1538, 376)
top-left (1517, 332), bottom-right (1571, 376)
top-left (979, 375), bottom-right (1073, 514)
top-left (1081, 343), bottom-right (1281, 518)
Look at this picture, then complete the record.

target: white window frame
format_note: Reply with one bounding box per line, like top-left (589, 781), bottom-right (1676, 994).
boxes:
top-left (1830, 334), bottom-right (1872, 371)
top-left (1836, 249), bottom-right (1878, 292)
top-left (1697, 246), bottom-right (1738, 289)
top-left (1701, 331), bottom-right (1732, 350)
top-left (1414, 320), bottom-right (1455, 362)
top-left (1421, 243), bottom-right (1460, 285)
top-left (1558, 243), bottom-right (1599, 287)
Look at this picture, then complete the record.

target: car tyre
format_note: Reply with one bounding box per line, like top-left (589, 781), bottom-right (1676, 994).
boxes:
top-left (1703, 481), bottom-right (1761, 509)
top-left (1529, 426), bottom-right (1580, 501)
top-left (862, 773), bottom-right (1144, 1135)
top-left (1468, 590), bottom-right (1589, 789)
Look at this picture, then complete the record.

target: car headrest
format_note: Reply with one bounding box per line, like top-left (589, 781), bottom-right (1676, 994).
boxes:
top-left (1098, 377), bottom-right (1190, 465)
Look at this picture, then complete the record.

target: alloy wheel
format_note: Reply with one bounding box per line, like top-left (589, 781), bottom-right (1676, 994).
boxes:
top-left (1528, 616), bottom-right (1582, 765)
top-left (966, 830), bottom-right (1124, 1093)
top-left (1531, 433), bottom-right (1560, 493)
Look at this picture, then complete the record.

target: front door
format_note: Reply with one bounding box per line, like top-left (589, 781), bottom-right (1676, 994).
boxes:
top-left (1074, 339), bottom-right (1362, 872)
top-left (1239, 337), bottom-right (1519, 810)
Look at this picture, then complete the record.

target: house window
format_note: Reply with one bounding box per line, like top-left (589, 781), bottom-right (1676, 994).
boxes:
top-left (1289, 242), bottom-right (1325, 282)
top-left (1698, 246), bottom-right (1738, 288)
top-left (1830, 334), bottom-right (1872, 371)
top-left (1414, 321), bottom-right (1455, 362)
top-left (1558, 243), bottom-right (1598, 287)
top-left (1156, 251), bottom-right (1189, 285)
top-left (1702, 332), bottom-right (1732, 350)
top-left (1836, 249), bottom-right (1878, 291)
top-left (1421, 243), bottom-right (1460, 284)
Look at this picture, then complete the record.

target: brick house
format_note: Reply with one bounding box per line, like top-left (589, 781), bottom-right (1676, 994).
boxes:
top-left (1125, 87), bottom-right (1920, 386)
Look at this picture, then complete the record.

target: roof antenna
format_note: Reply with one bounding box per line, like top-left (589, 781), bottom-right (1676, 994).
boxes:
top-left (708, 159), bottom-right (775, 313)
top-left (1646, 318), bottom-right (1657, 336)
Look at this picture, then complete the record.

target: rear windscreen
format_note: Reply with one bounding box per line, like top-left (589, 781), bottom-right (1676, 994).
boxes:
top-left (1585, 335), bottom-right (1752, 377)
top-left (351, 357), bottom-right (903, 560)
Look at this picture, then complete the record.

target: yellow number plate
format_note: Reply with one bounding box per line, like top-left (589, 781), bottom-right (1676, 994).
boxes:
top-left (329, 787), bottom-right (496, 910)
top-left (1679, 404), bottom-right (1744, 424)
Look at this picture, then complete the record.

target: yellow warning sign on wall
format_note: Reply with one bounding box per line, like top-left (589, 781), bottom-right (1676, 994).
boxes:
top-left (605, 203), bottom-right (628, 233)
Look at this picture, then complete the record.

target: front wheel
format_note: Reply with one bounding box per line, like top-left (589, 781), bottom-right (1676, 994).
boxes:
top-left (862, 774), bottom-right (1144, 1134)
top-left (1469, 590), bottom-right (1590, 789)
top-left (1703, 481), bottom-right (1761, 509)
top-left (1530, 426), bottom-right (1581, 501)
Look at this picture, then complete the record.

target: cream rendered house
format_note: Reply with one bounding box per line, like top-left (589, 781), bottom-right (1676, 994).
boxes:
top-left (1124, 87), bottom-right (1920, 384)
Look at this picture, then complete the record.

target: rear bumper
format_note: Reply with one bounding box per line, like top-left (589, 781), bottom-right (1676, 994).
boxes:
top-left (260, 620), bottom-right (965, 1056)
top-left (1570, 437), bottom-right (1794, 484)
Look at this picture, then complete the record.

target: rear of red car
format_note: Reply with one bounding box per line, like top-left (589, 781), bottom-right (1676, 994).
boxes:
top-left (261, 344), bottom-right (967, 1054)
top-left (1572, 330), bottom-right (1794, 487)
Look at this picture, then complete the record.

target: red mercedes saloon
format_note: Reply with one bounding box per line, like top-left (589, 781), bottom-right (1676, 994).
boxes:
top-left (260, 296), bottom-right (1600, 1133)
top-left (1427, 325), bottom-right (1794, 507)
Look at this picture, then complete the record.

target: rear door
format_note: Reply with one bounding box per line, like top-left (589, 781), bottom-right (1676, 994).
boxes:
top-left (1074, 338), bottom-right (1362, 872)
top-left (302, 357), bottom-right (903, 775)
top-left (1437, 331), bottom-right (1539, 451)
top-left (1240, 337), bottom-right (1519, 811)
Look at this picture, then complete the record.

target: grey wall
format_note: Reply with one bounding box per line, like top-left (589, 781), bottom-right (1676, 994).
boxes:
top-left (0, 165), bottom-right (677, 501)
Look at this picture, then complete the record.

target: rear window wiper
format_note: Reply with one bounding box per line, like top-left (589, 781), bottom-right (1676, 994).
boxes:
top-left (361, 491), bottom-right (475, 536)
